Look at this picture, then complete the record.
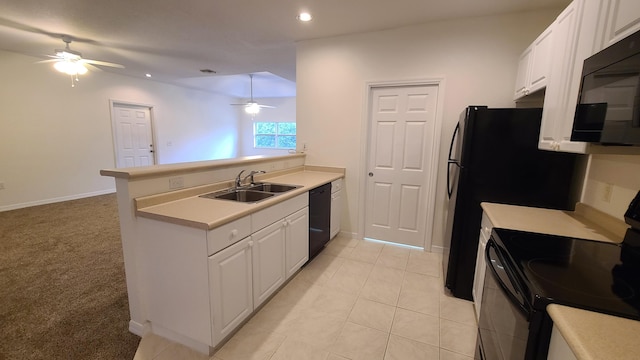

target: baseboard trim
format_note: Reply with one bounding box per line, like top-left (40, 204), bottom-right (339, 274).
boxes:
top-left (430, 245), bottom-right (444, 253)
top-left (0, 189), bottom-right (116, 212)
top-left (129, 320), bottom-right (149, 337)
top-left (151, 323), bottom-right (212, 355)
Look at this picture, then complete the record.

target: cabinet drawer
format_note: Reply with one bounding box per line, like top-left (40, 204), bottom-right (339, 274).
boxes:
top-left (252, 193), bottom-right (309, 232)
top-left (207, 216), bottom-right (252, 256)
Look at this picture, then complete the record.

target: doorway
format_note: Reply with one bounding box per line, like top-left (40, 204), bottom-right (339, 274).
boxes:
top-left (110, 101), bottom-right (156, 168)
top-left (363, 81), bottom-right (442, 249)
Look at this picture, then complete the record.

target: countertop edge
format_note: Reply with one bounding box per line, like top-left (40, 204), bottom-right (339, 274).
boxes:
top-left (547, 304), bottom-right (640, 360)
top-left (136, 169), bottom-right (344, 230)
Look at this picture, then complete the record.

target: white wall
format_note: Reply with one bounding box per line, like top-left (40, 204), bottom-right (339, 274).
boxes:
top-left (583, 155), bottom-right (640, 219)
top-left (296, 10), bottom-right (562, 250)
top-left (238, 96), bottom-right (297, 157)
top-left (0, 50), bottom-right (239, 211)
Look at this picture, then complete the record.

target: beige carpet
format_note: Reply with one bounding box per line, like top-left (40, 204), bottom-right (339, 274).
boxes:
top-left (0, 194), bottom-right (140, 359)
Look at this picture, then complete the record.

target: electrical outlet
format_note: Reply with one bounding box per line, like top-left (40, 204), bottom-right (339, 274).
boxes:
top-left (0, 182), bottom-right (4, 190)
top-left (169, 177), bottom-right (184, 189)
top-left (602, 183), bottom-right (613, 203)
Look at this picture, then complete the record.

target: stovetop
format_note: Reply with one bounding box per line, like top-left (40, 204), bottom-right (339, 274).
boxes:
top-left (492, 228), bottom-right (640, 320)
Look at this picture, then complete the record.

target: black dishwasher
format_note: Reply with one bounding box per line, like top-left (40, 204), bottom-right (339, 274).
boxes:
top-left (308, 183), bottom-right (331, 259)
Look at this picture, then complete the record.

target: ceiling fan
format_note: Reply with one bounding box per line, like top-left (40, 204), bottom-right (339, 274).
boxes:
top-left (231, 74), bottom-right (275, 115)
top-left (38, 36), bottom-right (124, 87)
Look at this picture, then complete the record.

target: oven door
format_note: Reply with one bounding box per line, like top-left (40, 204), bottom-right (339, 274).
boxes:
top-left (478, 239), bottom-right (531, 360)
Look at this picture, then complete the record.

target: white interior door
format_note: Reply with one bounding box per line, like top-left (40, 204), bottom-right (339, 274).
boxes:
top-left (364, 84), bottom-right (438, 248)
top-left (111, 102), bottom-right (155, 168)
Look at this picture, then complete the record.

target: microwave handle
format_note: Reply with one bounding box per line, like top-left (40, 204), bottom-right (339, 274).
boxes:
top-left (485, 239), bottom-right (530, 317)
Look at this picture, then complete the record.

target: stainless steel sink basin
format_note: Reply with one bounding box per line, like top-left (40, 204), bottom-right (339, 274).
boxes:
top-left (248, 182), bottom-right (301, 193)
top-left (200, 189), bottom-right (275, 203)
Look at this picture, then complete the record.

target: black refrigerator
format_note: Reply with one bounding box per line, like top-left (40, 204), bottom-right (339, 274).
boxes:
top-left (443, 106), bottom-right (583, 300)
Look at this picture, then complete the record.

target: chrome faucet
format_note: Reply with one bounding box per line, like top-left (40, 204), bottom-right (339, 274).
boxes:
top-left (235, 170), bottom-right (266, 189)
top-left (235, 170), bottom-right (246, 189)
top-left (243, 170), bottom-right (266, 185)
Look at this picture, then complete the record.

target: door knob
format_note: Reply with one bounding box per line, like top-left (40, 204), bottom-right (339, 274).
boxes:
top-left (368, 172), bottom-right (373, 177)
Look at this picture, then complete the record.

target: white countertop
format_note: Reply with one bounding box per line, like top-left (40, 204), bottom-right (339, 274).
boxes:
top-left (548, 304), bottom-right (640, 360)
top-left (136, 168), bottom-right (343, 230)
top-left (480, 202), bottom-right (625, 243)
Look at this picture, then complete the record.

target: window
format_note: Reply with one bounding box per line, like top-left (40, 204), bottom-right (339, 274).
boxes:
top-left (254, 122), bottom-right (296, 149)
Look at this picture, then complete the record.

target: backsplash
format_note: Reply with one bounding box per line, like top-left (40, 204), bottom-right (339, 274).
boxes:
top-left (582, 154), bottom-right (640, 219)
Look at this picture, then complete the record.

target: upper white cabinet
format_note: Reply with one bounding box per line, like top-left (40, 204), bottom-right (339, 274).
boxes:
top-left (514, 26), bottom-right (554, 100)
top-left (538, 0), bottom-right (588, 153)
top-left (534, 0), bottom-right (639, 153)
top-left (597, 0), bottom-right (640, 49)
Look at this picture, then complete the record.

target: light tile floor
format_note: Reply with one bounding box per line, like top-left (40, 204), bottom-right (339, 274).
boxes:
top-left (133, 235), bottom-right (478, 360)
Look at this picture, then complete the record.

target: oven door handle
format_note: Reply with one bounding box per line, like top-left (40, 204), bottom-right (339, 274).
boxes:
top-left (485, 239), bottom-right (531, 318)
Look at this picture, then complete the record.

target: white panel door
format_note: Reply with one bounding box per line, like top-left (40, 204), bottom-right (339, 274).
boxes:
top-left (112, 103), bottom-right (155, 168)
top-left (209, 236), bottom-right (253, 345)
top-left (252, 220), bottom-right (286, 308)
top-left (364, 85), bottom-right (438, 248)
top-left (285, 207), bottom-right (309, 279)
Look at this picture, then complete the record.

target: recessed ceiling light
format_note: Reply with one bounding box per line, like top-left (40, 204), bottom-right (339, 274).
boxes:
top-left (145, 73), bottom-right (152, 78)
top-left (297, 12), bottom-right (312, 22)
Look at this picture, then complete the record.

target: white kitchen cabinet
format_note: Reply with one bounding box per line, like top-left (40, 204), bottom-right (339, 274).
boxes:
top-left (472, 212), bottom-right (494, 321)
top-left (547, 324), bottom-right (578, 360)
top-left (285, 207), bottom-right (310, 278)
top-left (138, 192), bottom-right (309, 352)
top-left (514, 26), bottom-right (554, 100)
top-left (330, 179), bottom-right (343, 239)
top-left (252, 220), bottom-right (287, 308)
top-left (537, 0), bottom-right (640, 153)
top-left (597, 0), bottom-right (640, 50)
top-left (209, 236), bottom-right (253, 344)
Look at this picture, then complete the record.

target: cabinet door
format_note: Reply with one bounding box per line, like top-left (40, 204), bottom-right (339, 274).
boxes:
top-left (252, 221), bottom-right (286, 308)
top-left (539, 0), bottom-right (581, 151)
top-left (330, 189), bottom-right (342, 239)
top-left (599, 0), bottom-right (640, 49)
top-left (472, 229), bottom-right (488, 321)
top-left (286, 207), bottom-right (309, 278)
top-left (514, 45), bottom-right (533, 99)
top-left (209, 236), bottom-right (253, 345)
top-left (528, 26), bottom-right (554, 94)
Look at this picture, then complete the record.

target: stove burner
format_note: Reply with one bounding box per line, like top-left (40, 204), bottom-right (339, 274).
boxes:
top-left (526, 258), bottom-right (636, 300)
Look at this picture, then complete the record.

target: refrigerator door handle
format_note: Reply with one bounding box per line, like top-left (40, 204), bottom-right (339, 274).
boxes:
top-left (447, 122), bottom-right (462, 198)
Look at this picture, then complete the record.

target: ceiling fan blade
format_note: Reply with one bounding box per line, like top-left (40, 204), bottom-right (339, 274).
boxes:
top-left (84, 63), bottom-right (103, 72)
top-left (35, 59), bottom-right (60, 64)
top-left (230, 103), bottom-right (248, 106)
top-left (258, 104), bottom-right (276, 109)
top-left (81, 59), bottom-right (124, 68)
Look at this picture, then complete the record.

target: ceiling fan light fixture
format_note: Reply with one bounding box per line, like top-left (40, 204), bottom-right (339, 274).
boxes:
top-left (53, 60), bottom-right (87, 75)
top-left (245, 102), bottom-right (260, 114)
top-left (297, 12), bottom-right (312, 22)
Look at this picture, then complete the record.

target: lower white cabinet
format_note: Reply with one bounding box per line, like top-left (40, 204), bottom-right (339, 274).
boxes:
top-left (139, 192), bottom-right (310, 352)
top-left (330, 179), bottom-right (342, 239)
top-left (252, 220), bottom-right (287, 308)
top-left (209, 236), bottom-right (253, 344)
top-left (286, 207), bottom-right (310, 278)
top-left (472, 212), bottom-right (494, 321)
top-left (547, 324), bottom-right (578, 360)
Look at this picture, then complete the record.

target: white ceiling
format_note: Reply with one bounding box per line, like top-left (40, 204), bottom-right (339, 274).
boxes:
top-left (0, 0), bottom-right (570, 97)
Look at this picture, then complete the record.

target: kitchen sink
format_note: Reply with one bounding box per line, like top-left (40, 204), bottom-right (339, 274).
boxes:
top-left (199, 182), bottom-right (301, 203)
top-left (248, 182), bottom-right (301, 193)
top-left (200, 189), bottom-right (275, 203)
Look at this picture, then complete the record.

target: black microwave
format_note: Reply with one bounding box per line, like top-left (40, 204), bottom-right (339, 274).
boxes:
top-left (571, 29), bottom-right (640, 145)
